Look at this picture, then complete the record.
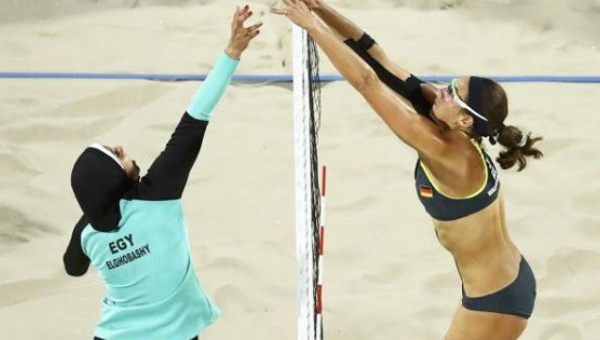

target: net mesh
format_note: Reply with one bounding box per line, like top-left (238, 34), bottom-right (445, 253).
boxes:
top-left (306, 34), bottom-right (323, 339)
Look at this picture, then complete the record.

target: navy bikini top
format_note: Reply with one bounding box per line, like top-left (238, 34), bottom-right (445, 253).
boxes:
top-left (414, 140), bottom-right (500, 221)
top-left (339, 47), bottom-right (500, 221)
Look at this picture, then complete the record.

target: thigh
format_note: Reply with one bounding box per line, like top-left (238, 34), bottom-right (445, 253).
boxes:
top-left (445, 304), bottom-right (528, 340)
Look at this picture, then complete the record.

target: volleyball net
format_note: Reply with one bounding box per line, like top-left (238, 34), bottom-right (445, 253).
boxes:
top-left (292, 25), bottom-right (325, 340)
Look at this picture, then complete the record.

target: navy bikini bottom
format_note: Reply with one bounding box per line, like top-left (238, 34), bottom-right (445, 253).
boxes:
top-left (462, 256), bottom-right (536, 319)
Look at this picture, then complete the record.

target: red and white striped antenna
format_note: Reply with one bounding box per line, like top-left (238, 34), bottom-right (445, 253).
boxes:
top-left (316, 165), bottom-right (326, 338)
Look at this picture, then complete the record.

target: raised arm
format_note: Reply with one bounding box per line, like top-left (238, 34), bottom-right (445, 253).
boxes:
top-left (301, 0), bottom-right (437, 116)
top-left (138, 6), bottom-right (261, 200)
top-left (304, 0), bottom-right (410, 78)
top-left (272, 1), bottom-right (446, 156)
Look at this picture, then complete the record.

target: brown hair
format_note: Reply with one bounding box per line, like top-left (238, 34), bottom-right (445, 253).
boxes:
top-left (495, 126), bottom-right (543, 171)
top-left (478, 78), bottom-right (544, 171)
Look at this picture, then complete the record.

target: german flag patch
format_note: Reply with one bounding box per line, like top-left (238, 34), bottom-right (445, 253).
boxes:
top-left (419, 185), bottom-right (433, 198)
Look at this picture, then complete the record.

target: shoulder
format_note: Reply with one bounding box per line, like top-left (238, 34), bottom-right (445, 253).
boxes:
top-left (420, 131), bottom-right (482, 172)
top-left (420, 129), bottom-right (470, 156)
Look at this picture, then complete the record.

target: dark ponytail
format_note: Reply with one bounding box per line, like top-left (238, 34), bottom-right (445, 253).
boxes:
top-left (471, 78), bottom-right (544, 171)
top-left (494, 125), bottom-right (543, 171)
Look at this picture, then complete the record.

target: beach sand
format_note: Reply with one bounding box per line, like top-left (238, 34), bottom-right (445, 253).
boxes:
top-left (0, 0), bottom-right (599, 338)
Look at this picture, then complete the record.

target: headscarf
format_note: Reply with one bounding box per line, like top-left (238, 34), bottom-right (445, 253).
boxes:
top-left (70, 144), bottom-right (134, 232)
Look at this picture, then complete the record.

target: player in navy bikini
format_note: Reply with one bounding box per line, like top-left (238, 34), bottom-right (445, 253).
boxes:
top-left (273, 1), bottom-right (543, 338)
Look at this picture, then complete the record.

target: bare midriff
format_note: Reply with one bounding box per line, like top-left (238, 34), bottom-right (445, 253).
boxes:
top-left (433, 190), bottom-right (522, 297)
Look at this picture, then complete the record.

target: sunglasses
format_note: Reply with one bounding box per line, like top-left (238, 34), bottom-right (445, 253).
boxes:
top-left (448, 79), bottom-right (488, 122)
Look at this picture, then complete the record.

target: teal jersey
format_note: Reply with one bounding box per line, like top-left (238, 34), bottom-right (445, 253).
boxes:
top-left (65, 54), bottom-right (239, 338)
top-left (81, 198), bottom-right (220, 340)
top-left (65, 113), bottom-right (222, 339)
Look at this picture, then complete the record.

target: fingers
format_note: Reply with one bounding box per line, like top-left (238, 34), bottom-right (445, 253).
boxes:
top-left (237, 14), bottom-right (261, 37)
top-left (238, 4), bottom-right (250, 15)
top-left (269, 7), bottom-right (286, 15)
top-left (234, 6), bottom-right (252, 26)
top-left (231, 4), bottom-right (251, 29)
top-left (270, 0), bottom-right (295, 16)
top-left (244, 22), bottom-right (263, 39)
top-left (280, 0), bottom-right (295, 13)
top-left (232, 5), bottom-right (243, 24)
top-left (232, 5), bottom-right (262, 37)
top-left (270, 0), bottom-right (310, 17)
top-left (246, 22), bottom-right (263, 33)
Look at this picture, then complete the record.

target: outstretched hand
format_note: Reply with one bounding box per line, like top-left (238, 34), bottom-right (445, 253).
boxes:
top-left (225, 5), bottom-right (262, 59)
top-left (300, 0), bottom-right (320, 10)
top-left (271, 0), bottom-right (320, 31)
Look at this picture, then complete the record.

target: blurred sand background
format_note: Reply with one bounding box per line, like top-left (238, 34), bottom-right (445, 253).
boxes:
top-left (0, 0), bottom-right (599, 338)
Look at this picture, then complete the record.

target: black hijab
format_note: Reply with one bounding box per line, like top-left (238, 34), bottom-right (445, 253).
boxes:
top-left (70, 144), bottom-right (134, 232)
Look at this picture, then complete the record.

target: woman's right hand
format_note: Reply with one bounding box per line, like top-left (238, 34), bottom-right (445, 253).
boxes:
top-left (225, 5), bottom-right (262, 59)
top-left (271, 0), bottom-right (321, 32)
top-left (300, 0), bottom-right (320, 10)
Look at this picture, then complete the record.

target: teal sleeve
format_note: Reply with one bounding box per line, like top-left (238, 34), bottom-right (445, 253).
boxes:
top-left (187, 52), bottom-right (240, 121)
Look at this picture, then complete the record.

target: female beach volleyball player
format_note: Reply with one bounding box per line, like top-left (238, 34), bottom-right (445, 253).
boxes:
top-left (273, 1), bottom-right (541, 339)
top-left (62, 6), bottom-right (261, 339)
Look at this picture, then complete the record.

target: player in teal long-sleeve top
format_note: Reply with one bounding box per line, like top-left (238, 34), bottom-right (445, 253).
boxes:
top-left (63, 6), bottom-right (262, 340)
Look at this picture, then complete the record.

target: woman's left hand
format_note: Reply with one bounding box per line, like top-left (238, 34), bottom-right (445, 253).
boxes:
top-left (271, 0), bottom-right (320, 31)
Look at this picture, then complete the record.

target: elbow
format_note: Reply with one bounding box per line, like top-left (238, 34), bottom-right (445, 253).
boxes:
top-left (350, 68), bottom-right (380, 94)
top-left (63, 255), bottom-right (89, 277)
top-left (64, 265), bottom-right (88, 277)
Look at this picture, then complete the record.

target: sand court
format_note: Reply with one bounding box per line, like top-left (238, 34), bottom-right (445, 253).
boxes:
top-left (1, 0), bottom-right (599, 339)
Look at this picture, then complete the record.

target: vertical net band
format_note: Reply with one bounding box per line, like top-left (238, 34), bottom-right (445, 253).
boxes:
top-left (293, 25), bottom-right (323, 340)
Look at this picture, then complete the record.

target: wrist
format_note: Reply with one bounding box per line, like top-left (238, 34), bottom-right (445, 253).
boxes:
top-left (306, 22), bottom-right (326, 37)
top-left (224, 46), bottom-right (242, 60)
top-left (187, 52), bottom-right (239, 121)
